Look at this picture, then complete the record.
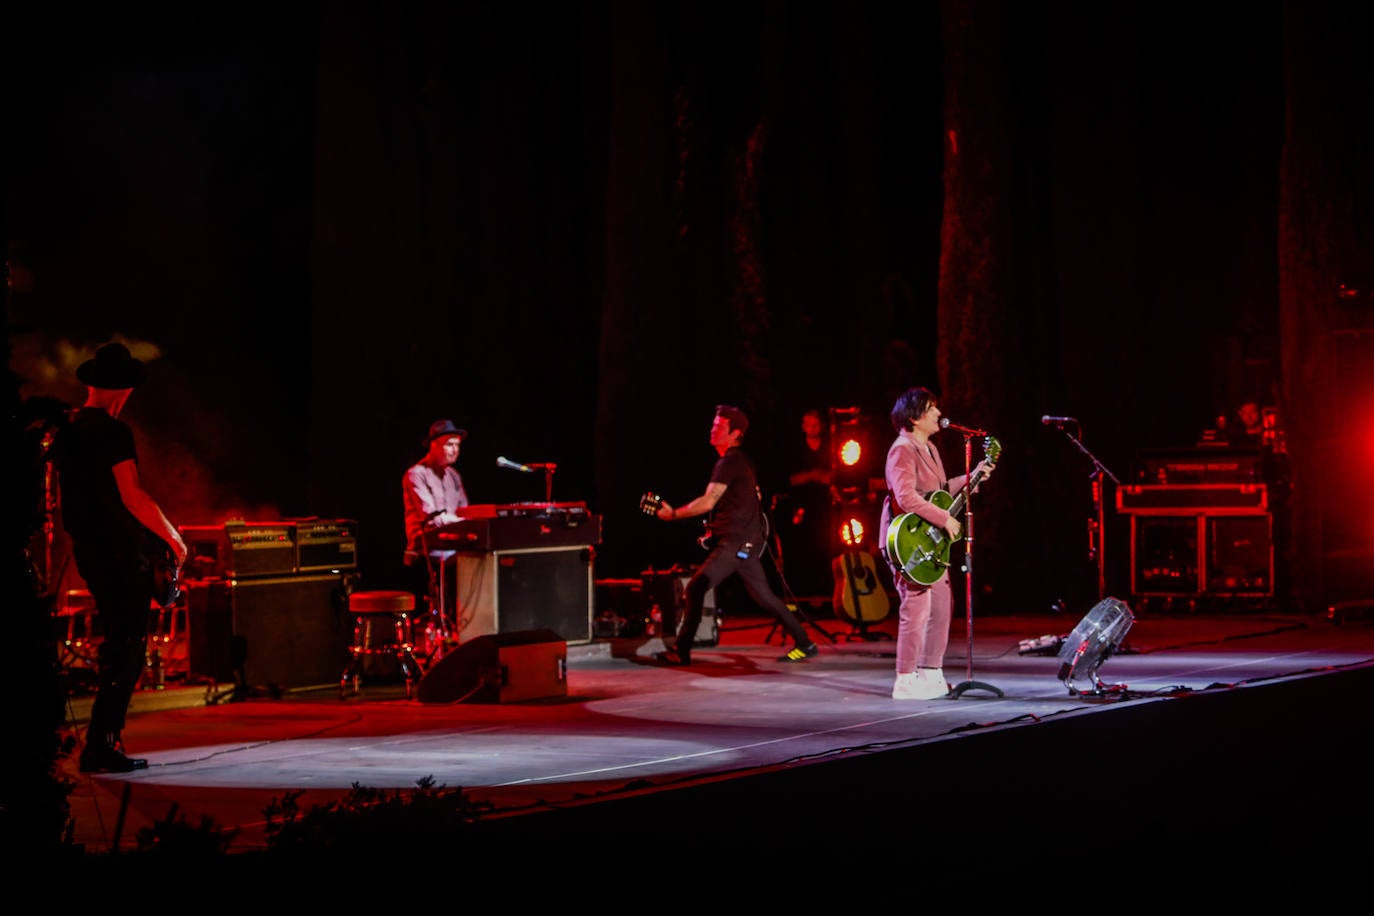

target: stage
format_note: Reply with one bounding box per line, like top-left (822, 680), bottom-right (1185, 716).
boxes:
top-left (54, 602), bottom-right (1374, 894)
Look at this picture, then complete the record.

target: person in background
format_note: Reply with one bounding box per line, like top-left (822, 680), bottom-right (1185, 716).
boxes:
top-left (402, 419), bottom-right (469, 634)
top-left (879, 386), bottom-right (994, 700)
top-left (651, 405), bottom-right (820, 666)
top-left (54, 343), bottom-right (188, 772)
top-left (774, 408), bottom-right (835, 599)
top-left (1233, 400), bottom-right (1265, 447)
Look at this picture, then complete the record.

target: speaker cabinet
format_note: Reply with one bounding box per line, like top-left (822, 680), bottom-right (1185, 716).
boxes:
top-left (1206, 515), bottom-right (1273, 594)
top-left (186, 573), bottom-right (353, 690)
top-left (1130, 513), bottom-right (1272, 597)
top-left (453, 547), bottom-right (593, 644)
top-left (416, 629), bottom-right (567, 704)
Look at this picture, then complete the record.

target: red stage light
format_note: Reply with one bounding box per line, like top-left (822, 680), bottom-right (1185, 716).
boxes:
top-left (839, 516), bottom-right (865, 547)
top-left (838, 438), bottom-right (863, 468)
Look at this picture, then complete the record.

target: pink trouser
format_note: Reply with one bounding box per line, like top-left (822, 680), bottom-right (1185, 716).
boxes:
top-left (894, 573), bottom-right (952, 672)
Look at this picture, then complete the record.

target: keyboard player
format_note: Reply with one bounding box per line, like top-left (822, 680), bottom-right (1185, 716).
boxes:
top-left (402, 419), bottom-right (470, 640)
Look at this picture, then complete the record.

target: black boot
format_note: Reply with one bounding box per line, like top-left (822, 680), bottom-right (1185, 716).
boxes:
top-left (79, 733), bottom-right (148, 773)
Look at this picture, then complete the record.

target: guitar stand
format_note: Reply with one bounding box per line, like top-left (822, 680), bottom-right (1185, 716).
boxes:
top-left (845, 619), bottom-right (893, 642)
top-left (763, 550), bottom-right (837, 646)
top-left (764, 596), bottom-right (838, 645)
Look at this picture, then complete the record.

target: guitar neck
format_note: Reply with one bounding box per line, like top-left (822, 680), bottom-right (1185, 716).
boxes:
top-left (947, 466), bottom-right (989, 519)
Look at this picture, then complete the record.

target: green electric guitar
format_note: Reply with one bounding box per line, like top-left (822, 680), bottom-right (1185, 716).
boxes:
top-left (885, 436), bottom-right (1002, 586)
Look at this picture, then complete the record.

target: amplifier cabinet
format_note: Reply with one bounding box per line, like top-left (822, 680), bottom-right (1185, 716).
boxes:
top-left (186, 572), bottom-right (355, 690)
top-left (295, 518), bottom-right (358, 572)
top-left (1130, 514), bottom-right (1273, 597)
top-left (1117, 485), bottom-right (1268, 514)
top-left (453, 546), bottom-right (594, 645)
top-left (182, 522), bottom-right (297, 578)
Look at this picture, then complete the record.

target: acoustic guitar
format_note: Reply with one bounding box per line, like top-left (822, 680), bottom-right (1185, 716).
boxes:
top-left (831, 548), bottom-right (889, 623)
top-left (885, 436), bottom-right (1002, 586)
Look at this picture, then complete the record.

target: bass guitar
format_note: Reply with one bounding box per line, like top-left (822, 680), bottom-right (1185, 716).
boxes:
top-left (885, 436), bottom-right (1002, 586)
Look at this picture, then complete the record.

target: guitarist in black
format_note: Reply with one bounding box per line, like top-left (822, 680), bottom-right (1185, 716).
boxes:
top-left (879, 387), bottom-right (994, 700)
top-left (649, 405), bottom-right (819, 666)
top-left (52, 343), bottom-right (188, 772)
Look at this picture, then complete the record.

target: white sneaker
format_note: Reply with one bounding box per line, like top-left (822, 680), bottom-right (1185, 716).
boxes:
top-left (892, 670), bottom-right (948, 700)
top-left (921, 667), bottom-right (950, 696)
top-left (892, 672), bottom-right (924, 699)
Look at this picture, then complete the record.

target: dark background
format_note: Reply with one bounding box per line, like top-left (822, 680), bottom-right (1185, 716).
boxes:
top-left (8, 2), bottom-right (1374, 618)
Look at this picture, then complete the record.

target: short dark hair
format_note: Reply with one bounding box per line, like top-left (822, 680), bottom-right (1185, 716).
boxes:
top-left (715, 404), bottom-right (749, 437)
top-left (890, 387), bottom-right (936, 433)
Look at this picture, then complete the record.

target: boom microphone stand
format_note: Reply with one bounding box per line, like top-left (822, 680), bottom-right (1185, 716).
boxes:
top-left (950, 429), bottom-right (1002, 699)
top-left (1044, 419), bottom-right (1120, 602)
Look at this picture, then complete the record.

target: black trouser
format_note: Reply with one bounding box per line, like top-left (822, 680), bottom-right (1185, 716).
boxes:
top-left (75, 549), bottom-right (154, 743)
top-left (674, 543), bottom-right (811, 653)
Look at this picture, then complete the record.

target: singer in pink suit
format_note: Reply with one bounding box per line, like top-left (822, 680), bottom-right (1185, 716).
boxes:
top-left (878, 387), bottom-right (995, 700)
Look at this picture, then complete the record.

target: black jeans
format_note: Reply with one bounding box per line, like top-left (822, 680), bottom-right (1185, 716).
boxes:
top-left (76, 552), bottom-right (154, 742)
top-left (674, 543), bottom-right (811, 653)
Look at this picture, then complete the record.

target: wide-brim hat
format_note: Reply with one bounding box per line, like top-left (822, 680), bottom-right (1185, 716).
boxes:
top-left (77, 343), bottom-right (146, 390)
top-left (426, 419), bottom-right (467, 444)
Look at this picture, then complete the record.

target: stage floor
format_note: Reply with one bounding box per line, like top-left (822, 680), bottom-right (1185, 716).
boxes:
top-left (55, 602), bottom-right (1374, 893)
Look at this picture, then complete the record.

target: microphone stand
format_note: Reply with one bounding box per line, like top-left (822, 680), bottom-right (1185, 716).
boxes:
top-left (951, 430), bottom-right (1003, 699)
top-left (528, 463), bottom-right (558, 502)
top-left (1049, 423), bottom-right (1121, 602)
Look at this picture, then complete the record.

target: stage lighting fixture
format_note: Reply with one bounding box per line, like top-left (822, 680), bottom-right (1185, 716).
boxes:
top-left (1056, 597), bottom-right (1135, 696)
top-left (839, 515), bottom-right (866, 547)
top-left (828, 406), bottom-right (879, 502)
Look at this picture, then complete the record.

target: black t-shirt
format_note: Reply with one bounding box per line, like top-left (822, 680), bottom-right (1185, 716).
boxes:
top-left (707, 447), bottom-right (765, 544)
top-left (54, 407), bottom-right (149, 565)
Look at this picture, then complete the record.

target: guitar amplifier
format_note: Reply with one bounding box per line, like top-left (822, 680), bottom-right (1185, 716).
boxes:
top-left (182, 521), bottom-right (296, 579)
top-left (637, 568), bottom-right (718, 645)
top-left (674, 575), bottom-right (720, 647)
top-left (1116, 484), bottom-right (1268, 514)
top-left (294, 518), bottom-right (358, 572)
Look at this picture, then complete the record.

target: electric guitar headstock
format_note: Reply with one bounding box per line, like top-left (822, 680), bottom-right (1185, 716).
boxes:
top-left (982, 436), bottom-right (1002, 468)
top-left (639, 492), bottom-right (663, 517)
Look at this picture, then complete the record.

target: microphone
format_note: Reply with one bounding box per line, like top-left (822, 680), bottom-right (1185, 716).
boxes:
top-left (496, 456), bottom-right (535, 473)
top-left (1041, 416), bottom-right (1078, 427)
top-left (939, 418), bottom-right (988, 435)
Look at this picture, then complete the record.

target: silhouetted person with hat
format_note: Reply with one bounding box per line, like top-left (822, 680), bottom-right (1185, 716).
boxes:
top-left (402, 420), bottom-right (470, 637)
top-left (53, 343), bottom-right (187, 772)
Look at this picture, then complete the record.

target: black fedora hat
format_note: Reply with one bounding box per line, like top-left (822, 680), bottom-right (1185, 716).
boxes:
top-left (77, 343), bottom-right (146, 390)
top-left (426, 419), bottom-right (467, 445)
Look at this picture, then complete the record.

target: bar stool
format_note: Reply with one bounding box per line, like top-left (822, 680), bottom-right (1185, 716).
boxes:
top-left (56, 589), bottom-right (99, 668)
top-left (340, 590), bottom-right (425, 699)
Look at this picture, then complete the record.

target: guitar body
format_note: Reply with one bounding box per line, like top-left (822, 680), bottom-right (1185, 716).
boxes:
top-left (147, 536), bottom-right (182, 609)
top-left (885, 435), bottom-right (1002, 587)
top-left (886, 491), bottom-right (957, 587)
top-left (641, 491), bottom-right (716, 550)
top-left (832, 549), bottom-right (889, 623)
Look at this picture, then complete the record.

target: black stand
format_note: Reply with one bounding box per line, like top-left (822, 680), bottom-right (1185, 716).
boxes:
top-left (951, 431), bottom-right (1003, 699)
top-left (1047, 421), bottom-right (1121, 603)
top-left (763, 535), bottom-right (837, 646)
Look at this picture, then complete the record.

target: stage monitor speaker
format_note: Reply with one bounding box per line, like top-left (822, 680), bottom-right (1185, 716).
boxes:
top-left (415, 629), bottom-right (567, 704)
top-left (453, 547), bottom-right (593, 644)
top-left (186, 573), bottom-right (353, 690)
